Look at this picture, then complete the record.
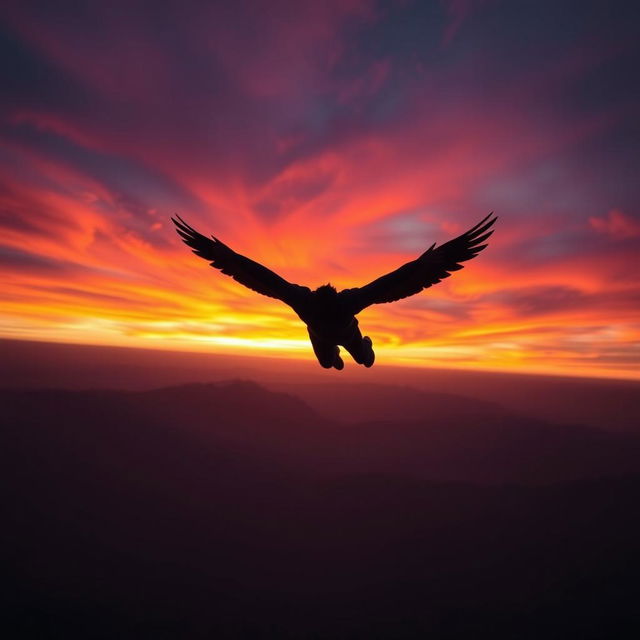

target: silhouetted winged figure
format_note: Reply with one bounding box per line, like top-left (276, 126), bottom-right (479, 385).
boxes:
top-left (172, 213), bottom-right (497, 369)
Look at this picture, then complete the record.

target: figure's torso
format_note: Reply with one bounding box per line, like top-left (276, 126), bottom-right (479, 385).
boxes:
top-left (292, 293), bottom-right (356, 343)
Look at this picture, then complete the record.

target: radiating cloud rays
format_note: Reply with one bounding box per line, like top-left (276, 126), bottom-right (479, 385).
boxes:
top-left (0, 0), bottom-right (639, 378)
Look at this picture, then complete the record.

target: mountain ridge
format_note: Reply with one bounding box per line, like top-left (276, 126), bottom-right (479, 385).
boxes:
top-left (3, 381), bottom-right (639, 485)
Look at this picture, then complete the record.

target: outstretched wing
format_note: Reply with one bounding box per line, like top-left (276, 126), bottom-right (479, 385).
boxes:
top-left (341, 213), bottom-right (497, 314)
top-left (172, 215), bottom-right (310, 305)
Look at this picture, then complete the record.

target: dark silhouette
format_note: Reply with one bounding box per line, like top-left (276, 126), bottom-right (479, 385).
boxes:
top-left (172, 213), bottom-right (497, 368)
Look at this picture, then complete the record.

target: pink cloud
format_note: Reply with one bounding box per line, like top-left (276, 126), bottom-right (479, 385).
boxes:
top-left (589, 210), bottom-right (640, 239)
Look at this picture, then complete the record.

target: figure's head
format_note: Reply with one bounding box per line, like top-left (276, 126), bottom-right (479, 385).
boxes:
top-left (314, 283), bottom-right (338, 300)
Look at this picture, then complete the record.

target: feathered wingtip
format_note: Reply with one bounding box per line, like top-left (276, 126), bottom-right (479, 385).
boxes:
top-left (171, 214), bottom-right (197, 246)
top-left (418, 213), bottom-right (496, 258)
top-left (172, 214), bottom-right (223, 244)
top-left (171, 213), bottom-right (191, 231)
top-left (468, 211), bottom-right (497, 237)
top-left (465, 211), bottom-right (497, 252)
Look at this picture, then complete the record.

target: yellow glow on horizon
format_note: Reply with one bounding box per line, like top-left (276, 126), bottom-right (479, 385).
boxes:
top-left (2, 307), bottom-right (639, 382)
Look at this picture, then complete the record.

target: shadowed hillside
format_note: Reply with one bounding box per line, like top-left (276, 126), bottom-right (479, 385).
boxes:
top-left (2, 382), bottom-right (640, 638)
top-left (3, 382), bottom-right (638, 484)
top-left (3, 339), bottom-right (640, 432)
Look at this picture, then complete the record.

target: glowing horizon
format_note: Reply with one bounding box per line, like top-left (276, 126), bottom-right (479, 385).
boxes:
top-left (1, 1), bottom-right (639, 380)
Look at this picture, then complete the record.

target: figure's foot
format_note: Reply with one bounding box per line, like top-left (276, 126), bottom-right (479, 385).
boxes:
top-left (333, 347), bottom-right (344, 370)
top-left (362, 336), bottom-right (375, 367)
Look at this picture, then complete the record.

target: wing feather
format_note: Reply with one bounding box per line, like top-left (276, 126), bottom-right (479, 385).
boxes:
top-left (172, 215), bottom-right (309, 305)
top-left (341, 213), bottom-right (497, 314)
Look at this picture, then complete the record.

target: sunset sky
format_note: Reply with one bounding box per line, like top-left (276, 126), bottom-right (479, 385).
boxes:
top-left (1, 0), bottom-right (639, 379)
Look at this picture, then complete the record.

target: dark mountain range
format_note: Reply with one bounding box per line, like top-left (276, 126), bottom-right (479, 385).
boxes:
top-left (3, 339), bottom-right (640, 433)
top-left (3, 382), bottom-right (638, 484)
top-left (2, 382), bottom-right (640, 638)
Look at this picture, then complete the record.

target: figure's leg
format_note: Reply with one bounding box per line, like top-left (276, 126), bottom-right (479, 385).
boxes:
top-left (361, 336), bottom-right (375, 367)
top-left (308, 330), bottom-right (344, 370)
top-left (342, 326), bottom-right (375, 368)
